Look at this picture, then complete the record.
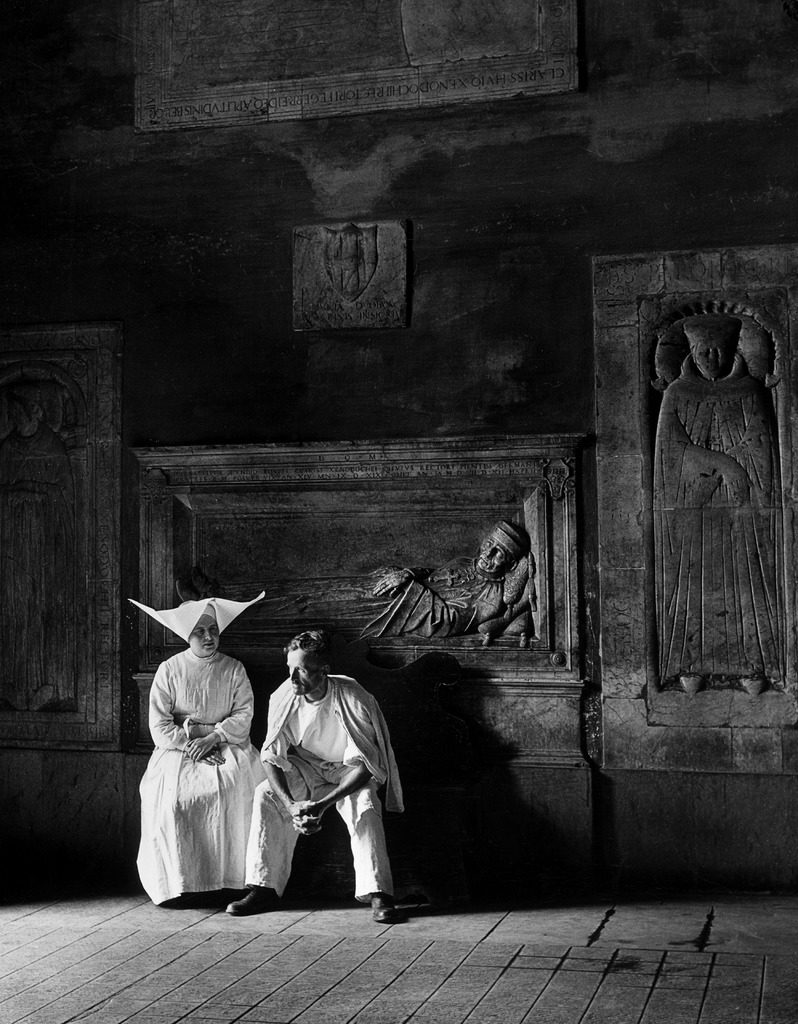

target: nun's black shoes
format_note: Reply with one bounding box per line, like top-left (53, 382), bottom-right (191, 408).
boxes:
top-left (225, 885), bottom-right (279, 916)
top-left (371, 892), bottom-right (408, 924)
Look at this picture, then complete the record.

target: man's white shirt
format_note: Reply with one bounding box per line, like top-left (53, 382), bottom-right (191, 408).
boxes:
top-left (285, 691), bottom-right (358, 763)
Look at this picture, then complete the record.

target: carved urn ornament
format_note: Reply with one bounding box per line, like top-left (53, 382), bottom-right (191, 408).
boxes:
top-left (679, 674), bottom-right (704, 697)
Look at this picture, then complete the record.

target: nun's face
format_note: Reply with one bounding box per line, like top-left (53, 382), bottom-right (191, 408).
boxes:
top-left (189, 621), bottom-right (220, 658)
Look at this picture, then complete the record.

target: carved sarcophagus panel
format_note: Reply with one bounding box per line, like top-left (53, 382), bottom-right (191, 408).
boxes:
top-left (129, 435), bottom-right (587, 763)
top-left (131, 435), bottom-right (584, 675)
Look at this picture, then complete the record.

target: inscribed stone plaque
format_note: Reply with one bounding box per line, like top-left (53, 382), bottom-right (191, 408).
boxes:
top-left (135, 0), bottom-right (578, 130)
top-left (293, 221), bottom-right (407, 330)
top-left (0, 323), bottom-right (122, 749)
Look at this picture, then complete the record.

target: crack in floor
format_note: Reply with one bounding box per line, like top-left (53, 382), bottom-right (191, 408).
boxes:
top-left (695, 905), bottom-right (715, 951)
top-left (586, 905), bottom-right (616, 946)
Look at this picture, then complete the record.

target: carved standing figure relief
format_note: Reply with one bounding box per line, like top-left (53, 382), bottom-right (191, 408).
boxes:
top-left (0, 381), bottom-right (78, 711)
top-left (362, 519), bottom-right (537, 646)
top-left (652, 312), bottom-right (784, 691)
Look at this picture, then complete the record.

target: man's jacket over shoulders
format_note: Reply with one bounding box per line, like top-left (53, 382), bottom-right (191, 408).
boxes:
top-left (261, 674), bottom-right (404, 812)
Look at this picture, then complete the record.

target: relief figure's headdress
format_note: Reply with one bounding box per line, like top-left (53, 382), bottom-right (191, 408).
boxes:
top-left (489, 520), bottom-right (531, 559)
top-left (681, 314), bottom-right (742, 353)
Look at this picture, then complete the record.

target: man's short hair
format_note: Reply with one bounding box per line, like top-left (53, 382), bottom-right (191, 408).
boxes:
top-left (284, 629), bottom-right (331, 663)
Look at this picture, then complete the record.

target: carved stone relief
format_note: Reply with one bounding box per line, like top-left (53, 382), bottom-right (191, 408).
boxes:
top-left (0, 323), bottom-right (122, 747)
top-left (293, 221), bottom-right (407, 330)
top-left (0, 378), bottom-right (78, 711)
top-left (135, 0), bottom-right (578, 130)
top-left (363, 519), bottom-right (536, 645)
top-left (594, 244), bottom-right (798, 741)
top-left (651, 305), bottom-right (784, 694)
top-left (130, 436), bottom-right (584, 686)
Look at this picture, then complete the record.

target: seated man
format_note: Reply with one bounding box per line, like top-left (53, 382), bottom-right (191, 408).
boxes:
top-left (226, 629), bottom-right (407, 923)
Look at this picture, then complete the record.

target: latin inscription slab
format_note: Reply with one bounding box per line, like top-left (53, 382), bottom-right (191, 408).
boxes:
top-left (135, 0), bottom-right (578, 130)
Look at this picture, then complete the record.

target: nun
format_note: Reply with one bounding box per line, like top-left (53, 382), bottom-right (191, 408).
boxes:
top-left (129, 572), bottom-right (266, 906)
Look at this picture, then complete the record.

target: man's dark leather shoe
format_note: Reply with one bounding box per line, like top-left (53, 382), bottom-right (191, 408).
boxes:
top-left (371, 892), bottom-right (407, 924)
top-left (225, 885), bottom-right (278, 916)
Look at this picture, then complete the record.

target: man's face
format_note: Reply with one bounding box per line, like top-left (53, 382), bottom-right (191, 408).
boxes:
top-left (287, 648), bottom-right (328, 700)
top-left (188, 620), bottom-right (220, 658)
top-left (476, 534), bottom-right (514, 579)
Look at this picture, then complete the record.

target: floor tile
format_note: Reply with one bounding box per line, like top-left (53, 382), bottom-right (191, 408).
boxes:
top-left (2, 892), bottom-right (796, 1024)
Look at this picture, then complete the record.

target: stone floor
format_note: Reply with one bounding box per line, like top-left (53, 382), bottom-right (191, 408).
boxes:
top-left (2, 890), bottom-right (797, 1024)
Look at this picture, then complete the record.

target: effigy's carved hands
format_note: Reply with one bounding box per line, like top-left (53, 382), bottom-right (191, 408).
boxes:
top-left (697, 459), bottom-right (750, 504)
top-left (371, 566), bottom-right (414, 597)
top-left (716, 457), bottom-right (751, 502)
top-left (682, 446), bottom-right (750, 506)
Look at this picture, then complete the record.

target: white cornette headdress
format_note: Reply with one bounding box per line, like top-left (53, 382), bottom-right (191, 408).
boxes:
top-left (128, 592), bottom-right (265, 643)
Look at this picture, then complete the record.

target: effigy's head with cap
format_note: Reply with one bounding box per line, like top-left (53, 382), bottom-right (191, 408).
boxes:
top-left (682, 315), bottom-right (742, 381)
top-left (477, 519), bottom-right (531, 579)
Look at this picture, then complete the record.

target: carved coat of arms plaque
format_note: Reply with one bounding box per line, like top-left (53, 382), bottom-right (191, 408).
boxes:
top-left (293, 220), bottom-right (407, 330)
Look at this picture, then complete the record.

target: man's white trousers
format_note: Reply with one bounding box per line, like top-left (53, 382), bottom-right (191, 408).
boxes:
top-left (244, 754), bottom-right (394, 899)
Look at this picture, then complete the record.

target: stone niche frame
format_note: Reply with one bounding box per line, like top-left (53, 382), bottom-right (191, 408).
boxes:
top-left (129, 435), bottom-right (587, 762)
top-left (135, 0), bottom-right (577, 131)
top-left (0, 323), bottom-right (122, 749)
top-left (594, 245), bottom-right (798, 747)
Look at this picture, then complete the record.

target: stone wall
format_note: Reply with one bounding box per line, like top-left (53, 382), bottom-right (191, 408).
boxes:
top-left (2, 1), bottom-right (798, 892)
